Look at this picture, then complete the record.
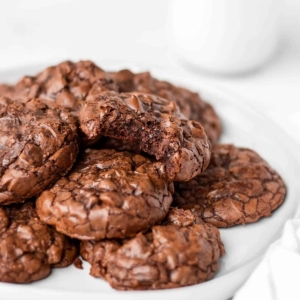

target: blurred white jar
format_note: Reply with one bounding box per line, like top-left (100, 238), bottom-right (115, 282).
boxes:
top-left (167, 0), bottom-right (281, 75)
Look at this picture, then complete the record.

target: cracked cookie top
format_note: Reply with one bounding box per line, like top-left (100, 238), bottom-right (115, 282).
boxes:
top-left (173, 144), bottom-right (287, 227)
top-left (0, 97), bottom-right (79, 204)
top-left (0, 201), bottom-right (78, 283)
top-left (36, 148), bottom-right (174, 240)
top-left (0, 60), bottom-right (119, 113)
top-left (80, 207), bottom-right (225, 290)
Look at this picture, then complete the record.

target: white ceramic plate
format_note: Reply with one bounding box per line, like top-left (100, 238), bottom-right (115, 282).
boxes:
top-left (0, 63), bottom-right (299, 300)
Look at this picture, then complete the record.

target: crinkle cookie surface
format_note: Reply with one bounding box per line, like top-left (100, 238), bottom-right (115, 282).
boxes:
top-left (0, 201), bottom-right (78, 283)
top-left (79, 91), bottom-right (211, 181)
top-left (0, 60), bottom-right (118, 113)
top-left (36, 149), bottom-right (174, 240)
top-left (0, 97), bottom-right (78, 204)
top-left (173, 144), bottom-right (287, 227)
top-left (80, 208), bottom-right (225, 290)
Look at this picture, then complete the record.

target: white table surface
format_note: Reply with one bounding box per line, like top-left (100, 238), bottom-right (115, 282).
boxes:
top-left (0, 1), bottom-right (299, 299)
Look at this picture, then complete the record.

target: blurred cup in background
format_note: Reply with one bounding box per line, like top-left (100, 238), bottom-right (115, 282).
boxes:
top-left (167, 0), bottom-right (282, 75)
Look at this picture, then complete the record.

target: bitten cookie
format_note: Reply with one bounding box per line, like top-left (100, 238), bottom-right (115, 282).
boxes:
top-left (0, 97), bottom-right (78, 205)
top-left (80, 208), bottom-right (225, 290)
top-left (36, 149), bottom-right (174, 240)
top-left (79, 91), bottom-right (211, 181)
top-left (110, 70), bottom-right (221, 144)
top-left (173, 144), bottom-right (287, 227)
top-left (0, 201), bottom-right (78, 283)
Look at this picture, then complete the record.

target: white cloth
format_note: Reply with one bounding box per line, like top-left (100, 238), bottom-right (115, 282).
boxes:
top-left (234, 219), bottom-right (300, 300)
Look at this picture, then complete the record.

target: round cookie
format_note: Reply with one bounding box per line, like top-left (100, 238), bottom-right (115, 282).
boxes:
top-left (173, 144), bottom-right (287, 227)
top-left (1, 60), bottom-right (119, 113)
top-left (0, 97), bottom-right (79, 205)
top-left (80, 208), bottom-right (225, 290)
top-left (0, 201), bottom-right (78, 283)
top-left (110, 70), bottom-right (221, 144)
top-left (79, 91), bottom-right (211, 181)
top-left (36, 149), bottom-right (174, 240)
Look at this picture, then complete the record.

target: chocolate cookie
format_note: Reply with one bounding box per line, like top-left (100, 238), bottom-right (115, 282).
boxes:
top-left (79, 92), bottom-right (211, 181)
top-left (109, 69), bottom-right (135, 93)
top-left (0, 97), bottom-right (79, 205)
top-left (173, 144), bottom-right (287, 227)
top-left (0, 201), bottom-right (78, 283)
top-left (0, 84), bottom-right (14, 98)
top-left (36, 149), bottom-right (173, 240)
top-left (80, 208), bottom-right (225, 290)
top-left (110, 70), bottom-right (221, 144)
top-left (94, 137), bottom-right (142, 154)
top-left (1, 61), bottom-right (118, 113)
top-left (0, 61), bottom-right (120, 147)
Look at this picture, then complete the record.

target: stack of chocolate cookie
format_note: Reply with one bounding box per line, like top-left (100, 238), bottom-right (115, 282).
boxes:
top-left (0, 61), bottom-right (286, 290)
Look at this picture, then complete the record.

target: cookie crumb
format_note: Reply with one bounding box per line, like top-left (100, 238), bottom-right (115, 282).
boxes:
top-left (74, 257), bottom-right (83, 270)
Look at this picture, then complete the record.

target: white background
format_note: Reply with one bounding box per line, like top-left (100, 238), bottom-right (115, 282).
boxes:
top-left (0, 0), bottom-right (299, 145)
